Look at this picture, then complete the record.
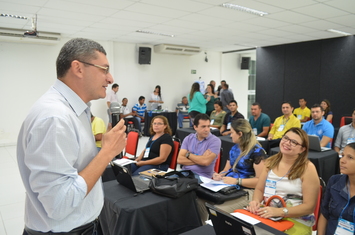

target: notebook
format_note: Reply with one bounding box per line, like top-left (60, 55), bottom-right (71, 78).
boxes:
top-left (206, 203), bottom-right (287, 235)
top-left (110, 162), bottom-right (150, 193)
top-left (308, 135), bottom-right (331, 152)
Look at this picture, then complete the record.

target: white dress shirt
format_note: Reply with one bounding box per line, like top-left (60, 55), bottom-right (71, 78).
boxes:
top-left (17, 79), bottom-right (103, 232)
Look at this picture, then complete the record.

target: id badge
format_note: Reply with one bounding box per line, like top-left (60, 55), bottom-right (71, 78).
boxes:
top-left (297, 115), bottom-right (302, 120)
top-left (347, 138), bottom-right (355, 144)
top-left (253, 128), bottom-right (257, 135)
top-left (264, 179), bottom-right (277, 197)
top-left (335, 218), bottom-right (354, 235)
top-left (143, 148), bottom-right (150, 158)
top-left (210, 119), bottom-right (214, 125)
top-left (227, 122), bottom-right (231, 130)
top-left (278, 125), bottom-right (285, 132)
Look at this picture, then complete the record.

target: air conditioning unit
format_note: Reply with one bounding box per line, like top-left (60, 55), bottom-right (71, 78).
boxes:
top-left (0, 27), bottom-right (61, 45)
top-left (154, 44), bottom-right (201, 55)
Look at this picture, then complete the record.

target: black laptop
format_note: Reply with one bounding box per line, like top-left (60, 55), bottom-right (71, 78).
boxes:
top-left (110, 162), bottom-right (150, 193)
top-left (206, 203), bottom-right (287, 235)
top-left (308, 135), bottom-right (331, 152)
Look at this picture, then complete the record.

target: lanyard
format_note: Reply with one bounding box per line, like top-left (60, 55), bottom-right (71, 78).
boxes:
top-left (282, 117), bottom-right (290, 126)
top-left (146, 136), bottom-right (158, 148)
top-left (339, 181), bottom-right (355, 224)
top-left (267, 169), bottom-right (290, 183)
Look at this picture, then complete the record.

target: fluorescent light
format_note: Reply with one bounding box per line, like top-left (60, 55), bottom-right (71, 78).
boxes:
top-left (136, 30), bottom-right (175, 38)
top-left (221, 3), bottom-right (268, 16)
top-left (0, 13), bottom-right (28, 20)
top-left (326, 29), bottom-right (352, 36)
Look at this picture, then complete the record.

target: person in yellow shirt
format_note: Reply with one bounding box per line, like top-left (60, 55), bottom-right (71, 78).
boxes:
top-left (91, 113), bottom-right (106, 151)
top-left (268, 102), bottom-right (301, 141)
top-left (293, 98), bottom-right (311, 122)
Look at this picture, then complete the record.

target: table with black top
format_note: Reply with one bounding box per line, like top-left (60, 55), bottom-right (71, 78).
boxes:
top-left (144, 111), bottom-right (177, 136)
top-left (270, 147), bottom-right (339, 183)
top-left (99, 180), bottom-right (202, 235)
top-left (175, 127), bottom-right (195, 142)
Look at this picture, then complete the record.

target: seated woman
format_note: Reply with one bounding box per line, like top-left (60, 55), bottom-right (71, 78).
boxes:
top-left (209, 101), bottom-right (227, 129)
top-left (248, 127), bottom-right (319, 235)
top-left (317, 142), bottom-right (355, 235)
top-left (198, 119), bottom-right (267, 222)
top-left (130, 115), bottom-right (173, 176)
top-left (320, 99), bottom-right (333, 123)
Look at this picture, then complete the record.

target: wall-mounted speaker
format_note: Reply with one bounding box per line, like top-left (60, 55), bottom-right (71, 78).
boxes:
top-left (241, 57), bottom-right (250, 70)
top-left (138, 47), bottom-right (151, 64)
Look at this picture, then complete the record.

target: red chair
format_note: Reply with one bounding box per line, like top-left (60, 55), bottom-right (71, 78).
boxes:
top-left (123, 131), bottom-right (139, 159)
top-left (214, 150), bottom-right (222, 173)
top-left (312, 185), bottom-right (323, 231)
top-left (340, 116), bottom-right (352, 127)
top-left (169, 139), bottom-right (181, 170)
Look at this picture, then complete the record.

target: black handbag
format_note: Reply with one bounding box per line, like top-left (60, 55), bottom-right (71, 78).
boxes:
top-left (195, 186), bottom-right (247, 204)
top-left (149, 170), bottom-right (199, 198)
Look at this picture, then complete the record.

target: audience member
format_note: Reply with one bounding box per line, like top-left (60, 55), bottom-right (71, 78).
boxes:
top-left (302, 104), bottom-right (334, 148)
top-left (132, 96), bottom-right (147, 134)
top-left (334, 108), bottom-right (355, 154)
top-left (106, 83), bottom-right (119, 129)
top-left (210, 101), bottom-right (227, 129)
top-left (176, 96), bottom-right (191, 128)
top-left (177, 113), bottom-right (221, 179)
top-left (249, 102), bottom-right (271, 138)
top-left (210, 80), bottom-right (216, 92)
top-left (120, 98), bottom-right (141, 133)
top-left (249, 128), bottom-right (319, 235)
top-left (267, 102), bottom-right (301, 149)
top-left (149, 85), bottom-right (163, 110)
top-left (213, 119), bottom-right (267, 212)
top-left (91, 113), bottom-right (106, 151)
top-left (220, 100), bottom-right (245, 136)
top-left (220, 83), bottom-right (234, 112)
top-left (317, 143), bottom-right (355, 235)
top-left (205, 83), bottom-right (217, 116)
top-left (130, 116), bottom-right (173, 175)
top-left (320, 99), bottom-right (333, 123)
top-left (188, 82), bottom-right (210, 124)
top-left (293, 98), bottom-right (311, 122)
top-left (17, 38), bottom-right (126, 234)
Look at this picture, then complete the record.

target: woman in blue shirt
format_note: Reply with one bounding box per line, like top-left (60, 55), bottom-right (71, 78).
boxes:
top-left (213, 118), bottom-right (267, 212)
top-left (318, 142), bottom-right (355, 235)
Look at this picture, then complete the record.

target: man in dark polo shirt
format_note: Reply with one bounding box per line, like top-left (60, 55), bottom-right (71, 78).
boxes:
top-left (220, 100), bottom-right (244, 136)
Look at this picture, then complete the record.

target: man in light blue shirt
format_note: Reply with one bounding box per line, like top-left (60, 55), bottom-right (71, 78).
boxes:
top-left (302, 104), bottom-right (334, 148)
top-left (17, 38), bottom-right (126, 234)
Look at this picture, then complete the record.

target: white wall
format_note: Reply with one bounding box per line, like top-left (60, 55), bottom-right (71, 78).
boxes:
top-left (0, 38), bottom-right (254, 145)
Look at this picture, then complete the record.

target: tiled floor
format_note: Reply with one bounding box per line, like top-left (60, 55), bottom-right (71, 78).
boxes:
top-left (0, 139), bottom-right (317, 235)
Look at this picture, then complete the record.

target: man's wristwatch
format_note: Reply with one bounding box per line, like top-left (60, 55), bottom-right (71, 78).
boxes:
top-left (185, 152), bottom-right (190, 159)
top-left (282, 208), bottom-right (289, 217)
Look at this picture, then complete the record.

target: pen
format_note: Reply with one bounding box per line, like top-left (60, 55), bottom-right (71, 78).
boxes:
top-left (219, 171), bottom-right (228, 174)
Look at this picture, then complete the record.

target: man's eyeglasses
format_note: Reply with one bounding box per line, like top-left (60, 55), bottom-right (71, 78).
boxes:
top-left (281, 135), bottom-right (302, 147)
top-left (78, 61), bottom-right (109, 74)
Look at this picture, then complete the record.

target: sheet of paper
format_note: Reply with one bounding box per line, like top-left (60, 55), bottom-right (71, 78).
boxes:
top-left (230, 212), bottom-right (260, 225)
top-left (112, 158), bottom-right (136, 166)
top-left (256, 137), bottom-right (265, 141)
top-left (199, 176), bottom-right (229, 192)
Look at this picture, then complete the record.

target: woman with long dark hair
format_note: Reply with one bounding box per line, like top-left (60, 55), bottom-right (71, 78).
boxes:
top-left (205, 83), bottom-right (217, 116)
top-left (188, 82), bottom-right (210, 123)
top-left (149, 85), bottom-right (163, 110)
top-left (320, 99), bottom-right (333, 123)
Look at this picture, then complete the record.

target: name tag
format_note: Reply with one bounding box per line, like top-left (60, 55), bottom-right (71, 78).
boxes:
top-left (347, 138), bottom-right (355, 145)
top-left (278, 125), bottom-right (285, 132)
top-left (335, 218), bottom-right (354, 235)
top-left (297, 115), bottom-right (302, 120)
top-left (264, 179), bottom-right (277, 197)
top-left (253, 128), bottom-right (257, 135)
top-left (210, 119), bottom-right (214, 125)
top-left (144, 148), bottom-right (150, 158)
top-left (227, 122), bottom-right (231, 130)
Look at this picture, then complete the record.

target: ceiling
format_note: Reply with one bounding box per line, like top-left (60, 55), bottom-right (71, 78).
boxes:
top-left (0, 0), bottom-right (354, 52)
